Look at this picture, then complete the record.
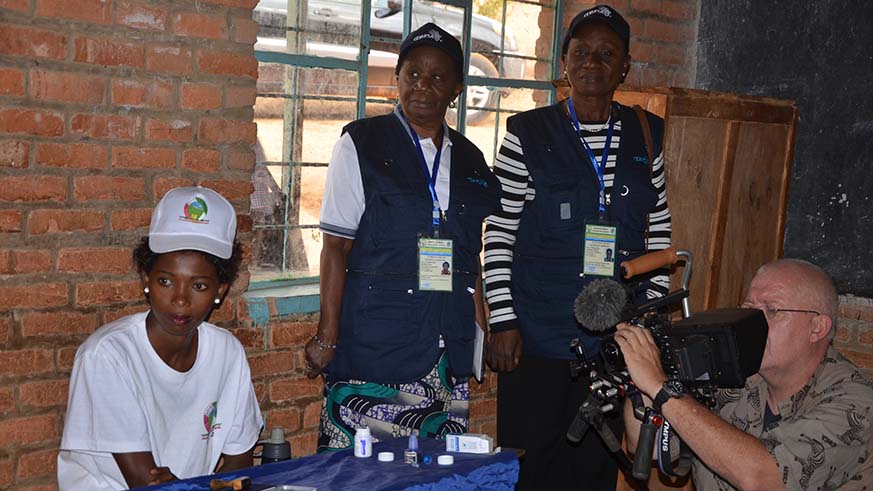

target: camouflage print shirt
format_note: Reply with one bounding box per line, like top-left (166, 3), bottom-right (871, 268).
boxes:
top-left (692, 347), bottom-right (873, 491)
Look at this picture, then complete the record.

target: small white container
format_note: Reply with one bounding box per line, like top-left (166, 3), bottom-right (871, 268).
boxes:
top-left (354, 427), bottom-right (373, 458)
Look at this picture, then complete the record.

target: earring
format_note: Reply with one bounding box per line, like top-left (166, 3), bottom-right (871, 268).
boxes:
top-left (214, 298), bottom-right (221, 305)
top-left (449, 101), bottom-right (456, 109)
top-left (143, 287), bottom-right (150, 294)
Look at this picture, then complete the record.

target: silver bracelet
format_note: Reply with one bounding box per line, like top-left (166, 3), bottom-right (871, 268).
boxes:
top-left (313, 334), bottom-right (337, 350)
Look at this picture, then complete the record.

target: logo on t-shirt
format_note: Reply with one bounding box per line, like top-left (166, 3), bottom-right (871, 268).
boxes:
top-left (202, 401), bottom-right (222, 440)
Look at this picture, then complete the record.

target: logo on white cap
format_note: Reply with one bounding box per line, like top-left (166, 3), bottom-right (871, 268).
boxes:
top-left (181, 196), bottom-right (210, 224)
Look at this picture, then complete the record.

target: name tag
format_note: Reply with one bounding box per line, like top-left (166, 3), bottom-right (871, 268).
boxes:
top-left (418, 237), bottom-right (453, 292)
top-left (582, 222), bottom-right (618, 277)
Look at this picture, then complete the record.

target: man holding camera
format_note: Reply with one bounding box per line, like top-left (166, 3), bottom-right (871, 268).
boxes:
top-left (618, 259), bottom-right (872, 490)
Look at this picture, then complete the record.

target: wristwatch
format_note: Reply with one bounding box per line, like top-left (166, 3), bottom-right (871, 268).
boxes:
top-left (652, 379), bottom-right (686, 413)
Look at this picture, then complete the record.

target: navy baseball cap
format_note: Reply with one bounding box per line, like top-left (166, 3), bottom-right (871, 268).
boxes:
top-left (561, 5), bottom-right (630, 56)
top-left (397, 22), bottom-right (464, 80)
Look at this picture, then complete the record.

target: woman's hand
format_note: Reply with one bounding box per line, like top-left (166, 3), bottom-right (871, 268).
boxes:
top-left (486, 330), bottom-right (522, 372)
top-left (305, 337), bottom-right (335, 379)
top-left (147, 466), bottom-right (177, 485)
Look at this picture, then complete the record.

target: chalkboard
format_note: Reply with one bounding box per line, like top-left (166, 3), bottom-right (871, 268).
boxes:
top-left (696, 0), bottom-right (873, 296)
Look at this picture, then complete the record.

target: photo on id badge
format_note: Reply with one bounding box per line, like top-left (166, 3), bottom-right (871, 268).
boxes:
top-left (583, 222), bottom-right (618, 277)
top-left (418, 237), bottom-right (453, 291)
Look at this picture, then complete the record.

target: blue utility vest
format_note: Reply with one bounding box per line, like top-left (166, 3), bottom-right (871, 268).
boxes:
top-left (510, 101), bottom-right (665, 360)
top-left (327, 114), bottom-right (501, 383)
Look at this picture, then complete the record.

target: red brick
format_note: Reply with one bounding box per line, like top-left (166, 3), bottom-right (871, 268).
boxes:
top-left (111, 78), bottom-right (175, 109)
top-left (36, 0), bottom-right (111, 24)
top-left (0, 283), bottom-right (67, 310)
top-left (662, 0), bottom-right (696, 21)
top-left (57, 347), bottom-right (77, 371)
top-left (58, 247), bottom-right (132, 274)
top-left (74, 36), bottom-right (144, 68)
top-left (0, 210), bottom-right (22, 232)
top-left (0, 0), bottom-right (30, 13)
top-left (0, 109), bottom-right (64, 137)
top-left (269, 376), bottom-right (322, 401)
top-left (17, 448), bottom-right (58, 479)
top-left (641, 66), bottom-right (673, 87)
top-left (75, 280), bottom-right (141, 306)
top-left (36, 142), bottom-right (108, 169)
top-left (249, 351), bottom-right (295, 378)
top-left (290, 431), bottom-right (318, 457)
top-left (153, 177), bottom-right (194, 198)
top-left (110, 207), bottom-right (152, 231)
top-left (71, 113), bottom-right (138, 141)
top-left (231, 16), bottom-right (259, 45)
top-left (0, 24), bottom-right (66, 59)
top-left (270, 321), bottom-right (316, 348)
top-left (226, 84), bottom-right (256, 108)
top-left (225, 148), bottom-right (255, 171)
top-left (28, 209), bottom-right (104, 234)
top-left (633, 43), bottom-right (688, 67)
top-left (0, 175), bottom-right (66, 203)
top-left (0, 317), bottom-right (9, 346)
top-left (145, 118), bottom-right (193, 143)
top-left (860, 327), bottom-right (873, 345)
top-left (0, 67), bottom-right (24, 96)
top-left (116, 1), bottom-right (168, 31)
top-left (198, 50), bottom-right (257, 79)
top-left (470, 397), bottom-right (496, 418)
top-left (0, 349), bottom-right (55, 375)
top-left (204, 0), bottom-right (258, 8)
top-left (0, 414), bottom-right (57, 445)
top-left (265, 407), bottom-right (301, 433)
top-left (199, 118), bottom-right (256, 144)
top-left (182, 148), bottom-right (220, 173)
top-left (0, 249), bottom-right (52, 274)
top-left (181, 83), bottom-right (221, 110)
top-left (840, 349), bottom-right (873, 371)
top-left (19, 380), bottom-right (68, 409)
top-left (30, 69), bottom-right (105, 104)
top-left (642, 19), bottom-right (695, 43)
top-left (0, 139), bottom-right (29, 168)
top-left (21, 311), bottom-right (97, 336)
top-left (73, 176), bottom-right (145, 202)
top-left (174, 12), bottom-right (227, 40)
top-left (0, 387), bottom-right (14, 413)
top-left (197, 179), bottom-right (251, 201)
top-left (112, 146), bottom-right (176, 169)
top-left (146, 45), bottom-right (192, 75)
top-left (0, 459), bottom-right (13, 488)
top-left (102, 304), bottom-right (147, 325)
top-left (302, 400), bottom-right (321, 429)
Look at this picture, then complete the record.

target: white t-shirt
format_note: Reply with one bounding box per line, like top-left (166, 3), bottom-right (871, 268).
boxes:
top-left (58, 312), bottom-right (263, 491)
top-left (319, 110), bottom-right (453, 239)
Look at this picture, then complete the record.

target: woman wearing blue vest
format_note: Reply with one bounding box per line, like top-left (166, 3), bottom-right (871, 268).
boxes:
top-left (307, 23), bottom-right (501, 453)
top-left (483, 5), bottom-right (672, 489)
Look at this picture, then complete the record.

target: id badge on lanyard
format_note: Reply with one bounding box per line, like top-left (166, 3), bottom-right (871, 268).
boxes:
top-left (582, 220), bottom-right (618, 277)
top-left (418, 237), bottom-right (453, 291)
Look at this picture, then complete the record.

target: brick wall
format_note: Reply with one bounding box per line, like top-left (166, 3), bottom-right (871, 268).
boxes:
top-left (0, 0), bottom-right (260, 488)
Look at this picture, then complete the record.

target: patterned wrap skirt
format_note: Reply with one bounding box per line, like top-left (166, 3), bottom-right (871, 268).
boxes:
top-left (317, 351), bottom-right (469, 452)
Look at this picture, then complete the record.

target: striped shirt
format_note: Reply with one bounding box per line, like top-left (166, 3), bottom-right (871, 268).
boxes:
top-left (483, 113), bottom-right (672, 331)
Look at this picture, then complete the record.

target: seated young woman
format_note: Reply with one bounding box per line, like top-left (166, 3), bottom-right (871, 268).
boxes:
top-left (58, 186), bottom-right (263, 490)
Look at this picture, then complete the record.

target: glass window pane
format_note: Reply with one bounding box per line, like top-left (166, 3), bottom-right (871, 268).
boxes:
top-left (252, 64), bottom-right (359, 281)
top-left (254, 0), bottom-right (363, 58)
top-left (464, 87), bottom-right (553, 164)
top-left (471, 0), bottom-right (556, 82)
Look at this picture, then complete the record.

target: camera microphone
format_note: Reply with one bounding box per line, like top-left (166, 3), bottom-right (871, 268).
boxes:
top-left (573, 279), bottom-right (632, 332)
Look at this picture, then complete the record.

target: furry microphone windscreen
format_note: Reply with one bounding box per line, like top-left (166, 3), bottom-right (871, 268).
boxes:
top-left (573, 278), bottom-right (629, 332)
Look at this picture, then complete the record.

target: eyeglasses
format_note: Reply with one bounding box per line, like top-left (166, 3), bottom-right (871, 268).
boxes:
top-left (740, 304), bottom-right (822, 317)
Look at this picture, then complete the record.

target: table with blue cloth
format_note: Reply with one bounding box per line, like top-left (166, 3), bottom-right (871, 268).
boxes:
top-left (134, 436), bottom-right (519, 491)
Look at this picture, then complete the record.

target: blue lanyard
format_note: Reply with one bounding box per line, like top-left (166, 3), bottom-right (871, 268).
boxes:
top-left (400, 109), bottom-right (444, 237)
top-left (567, 98), bottom-right (615, 215)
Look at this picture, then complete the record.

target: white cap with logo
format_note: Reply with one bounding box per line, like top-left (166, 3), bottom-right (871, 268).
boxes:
top-left (148, 186), bottom-right (237, 259)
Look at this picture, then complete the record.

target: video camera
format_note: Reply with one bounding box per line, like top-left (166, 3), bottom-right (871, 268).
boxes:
top-left (566, 248), bottom-right (769, 484)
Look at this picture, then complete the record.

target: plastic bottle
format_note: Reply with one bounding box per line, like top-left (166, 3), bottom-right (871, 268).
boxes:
top-left (354, 427), bottom-right (373, 458)
top-left (260, 427), bottom-right (292, 464)
top-left (404, 433), bottom-right (419, 465)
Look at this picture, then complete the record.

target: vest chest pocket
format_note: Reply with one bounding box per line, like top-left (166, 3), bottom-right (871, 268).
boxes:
top-left (367, 191), bottom-right (429, 248)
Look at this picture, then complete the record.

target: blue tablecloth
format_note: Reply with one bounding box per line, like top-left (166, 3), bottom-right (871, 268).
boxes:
top-left (135, 437), bottom-right (519, 491)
